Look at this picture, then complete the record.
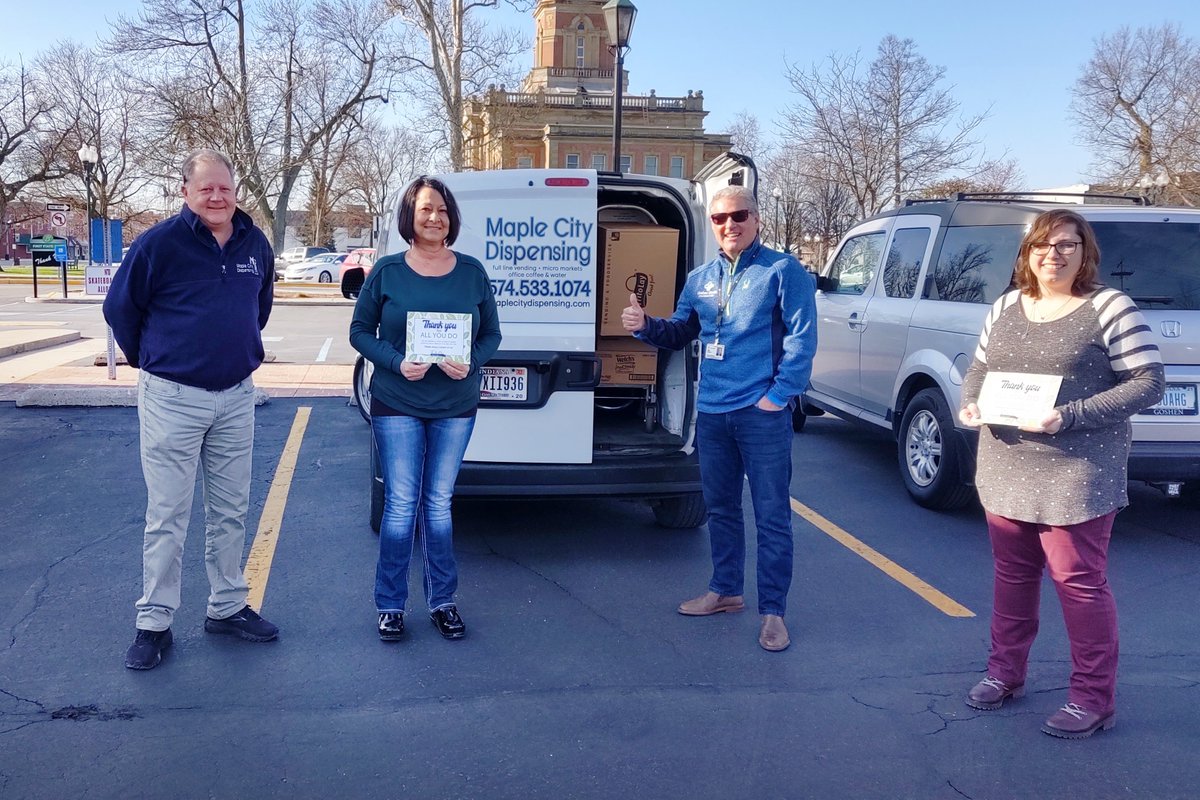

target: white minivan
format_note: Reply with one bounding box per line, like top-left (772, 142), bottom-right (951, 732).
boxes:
top-left (357, 156), bottom-right (758, 530)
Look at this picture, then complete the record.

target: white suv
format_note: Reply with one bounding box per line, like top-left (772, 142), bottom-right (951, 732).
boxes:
top-left (803, 194), bottom-right (1200, 509)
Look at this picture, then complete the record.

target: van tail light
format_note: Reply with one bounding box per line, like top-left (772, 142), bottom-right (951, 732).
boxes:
top-left (545, 177), bottom-right (590, 187)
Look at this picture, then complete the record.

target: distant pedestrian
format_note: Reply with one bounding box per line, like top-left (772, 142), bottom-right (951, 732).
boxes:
top-left (621, 185), bottom-right (817, 652)
top-left (104, 148), bottom-right (278, 670)
top-left (349, 176), bottom-right (501, 642)
top-left (959, 209), bottom-right (1164, 738)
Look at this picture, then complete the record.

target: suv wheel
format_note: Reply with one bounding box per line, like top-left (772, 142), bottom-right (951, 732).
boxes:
top-left (352, 356), bottom-right (373, 424)
top-left (651, 493), bottom-right (707, 529)
top-left (897, 388), bottom-right (973, 510)
top-left (369, 428), bottom-right (383, 534)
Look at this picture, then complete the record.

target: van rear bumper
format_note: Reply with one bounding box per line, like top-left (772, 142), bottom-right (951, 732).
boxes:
top-left (454, 452), bottom-right (702, 498)
top-left (1129, 441), bottom-right (1200, 482)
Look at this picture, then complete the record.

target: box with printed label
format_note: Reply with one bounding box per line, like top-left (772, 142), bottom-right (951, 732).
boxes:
top-left (596, 337), bottom-right (658, 385)
top-left (598, 223), bottom-right (679, 336)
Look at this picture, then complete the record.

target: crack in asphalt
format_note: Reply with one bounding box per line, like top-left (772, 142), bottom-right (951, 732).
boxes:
top-left (947, 779), bottom-right (974, 799)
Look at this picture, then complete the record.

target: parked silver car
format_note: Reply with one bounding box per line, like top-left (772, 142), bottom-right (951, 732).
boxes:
top-left (803, 194), bottom-right (1200, 509)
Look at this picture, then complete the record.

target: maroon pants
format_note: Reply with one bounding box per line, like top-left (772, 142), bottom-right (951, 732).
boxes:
top-left (984, 510), bottom-right (1119, 714)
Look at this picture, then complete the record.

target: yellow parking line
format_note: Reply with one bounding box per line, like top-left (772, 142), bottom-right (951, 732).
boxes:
top-left (245, 406), bottom-right (311, 611)
top-left (790, 497), bottom-right (975, 618)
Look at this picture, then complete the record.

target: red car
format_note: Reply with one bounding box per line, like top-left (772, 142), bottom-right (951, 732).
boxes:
top-left (338, 248), bottom-right (377, 299)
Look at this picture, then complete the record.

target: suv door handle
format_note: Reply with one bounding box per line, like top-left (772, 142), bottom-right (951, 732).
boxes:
top-left (848, 311), bottom-right (867, 331)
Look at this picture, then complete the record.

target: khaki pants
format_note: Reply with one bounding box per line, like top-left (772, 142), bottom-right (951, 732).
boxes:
top-left (135, 372), bottom-right (256, 631)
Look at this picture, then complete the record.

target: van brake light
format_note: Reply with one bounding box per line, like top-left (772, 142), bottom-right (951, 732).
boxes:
top-left (545, 177), bottom-right (590, 187)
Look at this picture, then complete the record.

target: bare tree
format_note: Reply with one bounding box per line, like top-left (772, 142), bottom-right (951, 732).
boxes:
top-left (782, 35), bottom-right (991, 216)
top-left (726, 110), bottom-right (772, 164)
top-left (1071, 23), bottom-right (1200, 204)
top-left (341, 119), bottom-right (431, 246)
top-left (386, 0), bottom-right (529, 171)
top-left (916, 159), bottom-right (1025, 199)
top-left (107, 0), bottom-right (390, 248)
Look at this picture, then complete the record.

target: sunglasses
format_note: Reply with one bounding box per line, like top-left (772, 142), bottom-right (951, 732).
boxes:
top-left (709, 209), bottom-right (753, 225)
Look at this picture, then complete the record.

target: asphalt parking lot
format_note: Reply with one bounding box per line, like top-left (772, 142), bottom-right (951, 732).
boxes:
top-left (1, 398), bottom-right (1198, 800)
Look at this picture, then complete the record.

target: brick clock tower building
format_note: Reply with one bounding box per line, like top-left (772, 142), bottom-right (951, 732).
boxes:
top-left (464, 0), bottom-right (730, 176)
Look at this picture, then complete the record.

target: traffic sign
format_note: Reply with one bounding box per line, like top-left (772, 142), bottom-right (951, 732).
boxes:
top-left (50, 211), bottom-right (68, 227)
top-left (54, 244), bottom-right (68, 262)
top-left (46, 202), bottom-right (71, 212)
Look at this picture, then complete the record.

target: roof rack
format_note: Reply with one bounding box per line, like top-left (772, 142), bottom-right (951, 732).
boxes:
top-left (904, 191), bottom-right (1149, 207)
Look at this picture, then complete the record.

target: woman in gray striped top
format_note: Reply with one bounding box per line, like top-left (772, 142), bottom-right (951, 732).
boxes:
top-left (958, 209), bottom-right (1164, 739)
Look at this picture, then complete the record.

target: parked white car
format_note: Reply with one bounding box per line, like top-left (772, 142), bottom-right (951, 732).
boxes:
top-left (283, 252), bottom-right (347, 283)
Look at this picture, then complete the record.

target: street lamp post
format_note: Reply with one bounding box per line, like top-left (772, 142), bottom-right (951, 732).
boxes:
top-left (603, 0), bottom-right (637, 173)
top-left (1137, 172), bottom-right (1170, 205)
top-left (771, 186), bottom-right (782, 252)
top-left (78, 143), bottom-right (117, 379)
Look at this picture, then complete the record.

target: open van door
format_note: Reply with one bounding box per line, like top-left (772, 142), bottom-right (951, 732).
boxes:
top-left (693, 152), bottom-right (758, 259)
top-left (437, 169), bottom-right (599, 464)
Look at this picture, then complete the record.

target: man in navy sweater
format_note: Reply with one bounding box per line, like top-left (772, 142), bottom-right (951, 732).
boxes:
top-left (104, 148), bottom-right (279, 670)
top-left (622, 185), bottom-right (816, 652)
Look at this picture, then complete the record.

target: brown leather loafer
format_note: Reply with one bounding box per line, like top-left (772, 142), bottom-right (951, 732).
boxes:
top-left (759, 614), bottom-right (790, 652)
top-left (965, 675), bottom-right (1025, 710)
top-left (677, 591), bottom-right (745, 616)
top-left (1041, 703), bottom-right (1115, 739)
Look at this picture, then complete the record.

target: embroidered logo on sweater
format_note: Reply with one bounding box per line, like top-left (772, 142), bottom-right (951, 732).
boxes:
top-left (236, 256), bottom-right (259, 275)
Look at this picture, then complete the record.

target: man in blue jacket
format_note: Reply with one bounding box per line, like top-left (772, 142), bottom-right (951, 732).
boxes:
top-left (104, 148), bottom-right (278, 670)
top-left (622, 185), bottom-right (816, 652)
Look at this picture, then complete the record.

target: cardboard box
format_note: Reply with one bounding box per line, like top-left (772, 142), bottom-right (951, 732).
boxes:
top-left (596, 337), bottom-right (658, 385)
top-left (598, 223), bottom-right (679, 336)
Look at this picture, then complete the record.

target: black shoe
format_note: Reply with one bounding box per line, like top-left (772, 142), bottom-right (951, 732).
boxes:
top-left (431, 606), bottom-right (466, 639)
top-left (125, 628), bottom-right (173, 670)
top-left (204, 605), bottom-right (279, 642)
top-left (378, 612), bottom-right (405, 641)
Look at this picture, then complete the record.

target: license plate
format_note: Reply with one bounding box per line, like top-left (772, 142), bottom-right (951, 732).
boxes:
top-left (480, 366), bottom-right (528, 401)
top-left (1146, 383), bottom-right (1198, 416)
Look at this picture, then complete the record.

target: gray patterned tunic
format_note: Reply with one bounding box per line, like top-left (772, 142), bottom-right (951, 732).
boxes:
top-left (962, 288), bottom-right (1165, 525)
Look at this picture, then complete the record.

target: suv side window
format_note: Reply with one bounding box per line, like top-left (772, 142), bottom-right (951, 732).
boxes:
top-left (883, 228), bottom-right (931, 299)
top-left (827, 231), bottom-right (885, 295)
top-left (927, 225), bottom-right (1022, 304)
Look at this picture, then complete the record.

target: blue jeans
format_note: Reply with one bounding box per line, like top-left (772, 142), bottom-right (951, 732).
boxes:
top-left (372, 414), bottom-right (475, 613)
top-left (695, 406), bottom-right (794, 616)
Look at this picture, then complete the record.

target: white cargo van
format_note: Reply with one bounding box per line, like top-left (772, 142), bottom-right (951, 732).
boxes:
top-left (356, 156), bottom-right (757, 530)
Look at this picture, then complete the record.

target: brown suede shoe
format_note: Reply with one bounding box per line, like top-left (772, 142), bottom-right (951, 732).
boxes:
top-left (1041, 703), bottom-right (1116, 739)
top-left (965, 675), bottom-right (1025, 711)
top-left (677, 591), bottom-right (745, 616)
top-left (759, 614), bottom-right (790, 652)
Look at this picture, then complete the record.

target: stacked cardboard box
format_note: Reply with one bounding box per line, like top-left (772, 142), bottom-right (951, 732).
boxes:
top-left (597, 223), bottom-right (679, 336)
top-left (596, 337), bottom-right (658, 386)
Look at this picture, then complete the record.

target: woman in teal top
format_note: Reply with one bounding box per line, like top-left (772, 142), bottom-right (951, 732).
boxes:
top-left (350, 176), bottom-right (501, 642)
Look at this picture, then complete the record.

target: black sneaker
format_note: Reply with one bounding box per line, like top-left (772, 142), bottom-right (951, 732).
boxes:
top-left (431, 606), bottom-right (466, 640)
top-left (378, 612), bottom-right (405, 641)
top-left (204, 605), bottom-right (279, 642)
top-left (125, 628), bottom-right (173, 670)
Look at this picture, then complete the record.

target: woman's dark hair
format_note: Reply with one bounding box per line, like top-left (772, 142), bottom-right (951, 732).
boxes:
top-left (1014, 208), bottom-right (1101, 299)
top-left (396, 176), bottom-right (461, 246)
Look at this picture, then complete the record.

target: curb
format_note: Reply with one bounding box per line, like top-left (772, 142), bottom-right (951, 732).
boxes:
top-left (14, 386), bottom-right (274, 408)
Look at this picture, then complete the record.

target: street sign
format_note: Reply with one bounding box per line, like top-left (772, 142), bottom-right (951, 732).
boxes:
top-left (50, 211), bottom-right (68, 227)
top-left (46, 202), bottom-right (71, 212)
top-left (85, 265), bottom-right (117, 296)
top-left (54, 243), bottom-right (68, 262)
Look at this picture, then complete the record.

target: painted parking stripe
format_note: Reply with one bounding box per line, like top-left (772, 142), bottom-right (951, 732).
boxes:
top-left (245, 406), bottom-right (311, 611)
top-left (315, 337), bottom-right (333, 363)
top-left (790, 497), bottom-right (975, 618)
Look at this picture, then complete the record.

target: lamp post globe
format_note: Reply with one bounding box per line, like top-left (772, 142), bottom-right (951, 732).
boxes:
top-left (603, 0), bottom-right (637, 172)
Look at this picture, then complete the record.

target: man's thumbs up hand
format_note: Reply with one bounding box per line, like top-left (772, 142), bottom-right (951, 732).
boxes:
top-left (621, 292), bottom-right (646, 332)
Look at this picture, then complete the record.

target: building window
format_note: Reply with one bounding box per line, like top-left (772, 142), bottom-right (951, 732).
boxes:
top-left (566, 153), bottom-right (580, 169)
top-left (669, 156), bottom-right (685, 179)
top-left (592, 153), bottom-right (606, 171)
top-left (576, 35), bottom-right (585, 68)
top-left (643, 155), bottom-right (659, 176)
top-left (517, 156), bottom-right (533, 169)
top-left (620, 154), bottom-right (632, 174)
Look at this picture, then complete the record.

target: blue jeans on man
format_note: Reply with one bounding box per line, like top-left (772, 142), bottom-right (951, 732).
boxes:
top-left (372, 414), bottom-right (475, 613)
top-left (696, 406), bottom-right (794, 616)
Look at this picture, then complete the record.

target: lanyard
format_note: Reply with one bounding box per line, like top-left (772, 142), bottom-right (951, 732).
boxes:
top-left (713, 253), bottom-right (742, 344)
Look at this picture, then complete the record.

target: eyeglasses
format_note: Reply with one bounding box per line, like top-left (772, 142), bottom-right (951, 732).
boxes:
top-left (1030, 241), bottom-right (1081, 256)
top-left (709, 209), bottom-right (753, 225)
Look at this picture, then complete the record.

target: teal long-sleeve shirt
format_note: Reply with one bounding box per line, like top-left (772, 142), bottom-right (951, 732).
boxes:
top-left (349, 251), bottom-right (502, 418)
top-left (634, 239), bottom-right (817, 413)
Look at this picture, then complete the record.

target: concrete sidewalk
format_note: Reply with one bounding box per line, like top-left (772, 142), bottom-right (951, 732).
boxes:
top-left (0, 329), bottom-right (354, 407)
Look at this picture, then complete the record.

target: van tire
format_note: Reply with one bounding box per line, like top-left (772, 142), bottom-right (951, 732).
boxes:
top-left (369, 429), bottom-right (383, 534)
top-left (651, 493), bottom-right (708, 529)
top-left (352, 356), bottom-right (372, 423)
top-left (897, 388), bottom-right (972, 510)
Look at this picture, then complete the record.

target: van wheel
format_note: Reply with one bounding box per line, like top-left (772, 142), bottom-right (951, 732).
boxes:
top-left (1179, 482), bottom-right (1200, 507)
top-left (369, 430), bottom-right (383, 535)
top-left (651, 493), bottom-right (708, 529)
top-left (352, 356), bottom-right (372, 423)
top-left (897, 388), bottom-right (973, 509)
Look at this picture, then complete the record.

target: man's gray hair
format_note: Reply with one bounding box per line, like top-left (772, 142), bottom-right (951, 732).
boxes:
top-left (182, 148), bottom-right (235, 184)
top-left (710, 185), bottom-right (759, 215)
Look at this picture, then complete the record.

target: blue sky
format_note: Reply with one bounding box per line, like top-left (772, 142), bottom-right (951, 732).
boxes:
top-left (6, 0), bottom-right (1199, 189)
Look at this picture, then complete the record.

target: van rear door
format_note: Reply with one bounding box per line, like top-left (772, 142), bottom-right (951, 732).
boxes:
top-left (693, 152), bottom-right (758, 260)
top-left (438, 170), bottom-right (599, 464)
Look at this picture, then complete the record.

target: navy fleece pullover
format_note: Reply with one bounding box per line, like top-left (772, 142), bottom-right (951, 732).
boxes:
top-left (103, 205), bottom-right (274, 390)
